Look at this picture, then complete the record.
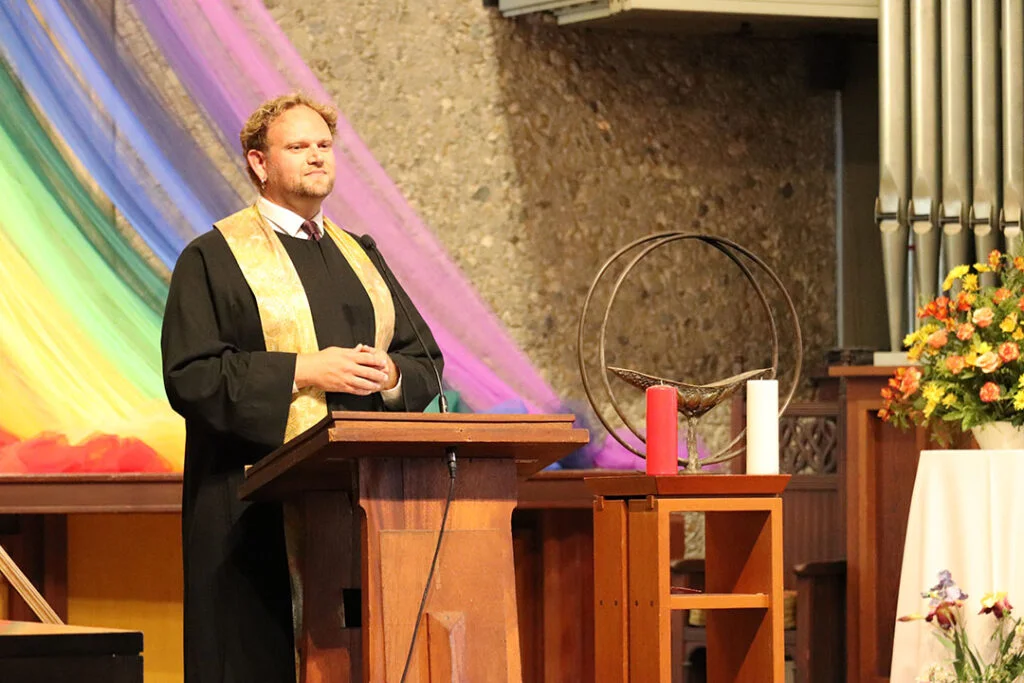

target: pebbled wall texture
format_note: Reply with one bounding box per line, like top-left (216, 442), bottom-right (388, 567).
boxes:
top-left (130, 0), bottom-right (840, 551)
top-left (269, 0), bottom-right (836, 419)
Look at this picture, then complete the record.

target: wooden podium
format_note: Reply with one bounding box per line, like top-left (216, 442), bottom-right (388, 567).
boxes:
top-left (239, 412), bottom-right (589, 683)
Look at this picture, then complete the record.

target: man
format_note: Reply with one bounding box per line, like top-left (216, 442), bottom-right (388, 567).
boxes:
top-left (161, 93), bottom-right (442, 683)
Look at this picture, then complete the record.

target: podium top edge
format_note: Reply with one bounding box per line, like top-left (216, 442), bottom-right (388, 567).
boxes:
top-left (329, 411), bottom-right (579, 424)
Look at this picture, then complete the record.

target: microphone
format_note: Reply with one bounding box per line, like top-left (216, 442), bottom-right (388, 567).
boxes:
top-left (358, 234), bottom-right (448, 414)
top-left (359, 233), bottom-right (456, 683)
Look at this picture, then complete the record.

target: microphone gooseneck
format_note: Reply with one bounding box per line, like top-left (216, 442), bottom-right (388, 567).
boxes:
top-left (359, 234), bottom-right (448, 415)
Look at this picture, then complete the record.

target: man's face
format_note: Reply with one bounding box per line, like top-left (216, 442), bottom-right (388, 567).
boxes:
top-left (259, 105), bottom-right (335, 201)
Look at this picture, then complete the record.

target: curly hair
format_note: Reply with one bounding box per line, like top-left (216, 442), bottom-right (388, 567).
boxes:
top-left (239, 93), bottom-right (338, 187)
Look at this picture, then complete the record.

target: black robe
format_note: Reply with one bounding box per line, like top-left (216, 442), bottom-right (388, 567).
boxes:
top-left (161, 228), bottom-right (442, 683)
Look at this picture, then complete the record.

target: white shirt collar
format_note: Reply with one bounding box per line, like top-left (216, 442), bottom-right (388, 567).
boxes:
top-left (256, 196), bottom-right (324, 239)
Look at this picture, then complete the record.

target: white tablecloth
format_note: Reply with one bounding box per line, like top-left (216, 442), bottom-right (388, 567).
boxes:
top-left (891, 450), bottom-right (1024, 682)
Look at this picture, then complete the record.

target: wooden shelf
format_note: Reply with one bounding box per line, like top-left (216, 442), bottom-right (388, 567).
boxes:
top-left (0, 474), bottom-right (182, 514)
top-left (669, 593), bottom-right (770, 611)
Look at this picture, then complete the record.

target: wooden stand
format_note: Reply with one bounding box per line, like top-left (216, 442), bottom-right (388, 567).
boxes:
top-left (587, 474), bottom-right (790, 683)
top-left (239, 412), bottom-right (588, 683)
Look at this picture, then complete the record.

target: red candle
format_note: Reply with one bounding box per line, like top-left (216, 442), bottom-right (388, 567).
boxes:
top-left (646, 385), bottom-right (678, 476)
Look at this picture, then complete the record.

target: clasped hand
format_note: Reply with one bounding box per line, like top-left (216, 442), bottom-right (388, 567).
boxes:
top-left (294, 345), bottom-right (395, 395)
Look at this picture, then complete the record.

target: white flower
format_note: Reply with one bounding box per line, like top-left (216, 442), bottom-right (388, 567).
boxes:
top-left (916, 664), bottom-right (958, 682)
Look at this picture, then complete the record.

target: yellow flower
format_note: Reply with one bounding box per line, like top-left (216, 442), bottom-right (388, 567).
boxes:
top-left (941, 393), bottom-right (957, 407)
top-left (923, 400), bottom-right (939, 417)
top-left (963, 274), bottom-right (980, 291)
top-left (908, 344), bottom-right (924, 360)
top-left (966, 351), bottom-right (979, 367)
top-left (1019, 374), bottom-right (1024, 387)
top-left (1014, 328), bottom-right (1024, 341)
top-left (922, 383), bottom-right (945, 403)
top-left (974, 340), bottom-right (993, 355)
top-left (903, 330), bottom-right (921, 347)
top-left (1002, 314), bottom-right (1019, 333)
top-left (1015, 391), bottom-right (1024, 411)
top-left (943, 265), bottom-right (971, 290)
top-left (974, 264), bottom-right (992, 273)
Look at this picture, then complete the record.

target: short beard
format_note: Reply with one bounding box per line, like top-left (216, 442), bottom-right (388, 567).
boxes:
top-left (289, 175), bottom-right (334, 199)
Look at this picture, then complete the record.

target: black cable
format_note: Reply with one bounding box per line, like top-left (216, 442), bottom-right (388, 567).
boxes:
top-left (399, 446), bottom-right (457, 683)
top-left (356, 234), bottom-right (457, 681)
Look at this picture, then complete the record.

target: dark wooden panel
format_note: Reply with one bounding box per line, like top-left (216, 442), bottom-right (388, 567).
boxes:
top-left (42, 516), bottom-right (67, 623)
top-left (781, 482), bottom-right (843, 589)
top-left (0, 516), bottom-right (67, 623)
top-left (872, 415), bottom-right (923, 678)
top-left (0, 621), bottom-right (142, 657)
top-left (1, 654), bottom-right (142, 683)
top-left (512, 507), bottom-right (596, 683)
top-left (512, 510), bottom-right (544, 683)
top-left (541, 509), bottom-right (594, 683)
top-left (1, 516), bottom-right (43, 623)
top-left (794, 562), bottom-right (846, 683)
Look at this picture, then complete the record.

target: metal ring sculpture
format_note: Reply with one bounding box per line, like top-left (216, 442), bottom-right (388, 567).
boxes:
top-left (577, 233), bottom-right (802, 472)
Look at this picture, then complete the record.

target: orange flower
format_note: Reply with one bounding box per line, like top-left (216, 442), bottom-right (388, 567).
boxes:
top-left (925, 329), bottom-right (948, 349)
top-left (1018, 296), bottom-right (1024, 314)
top-left (881, 387), bottom-right (894, 399)
top-left (918, 297), bottom-right (950, 321)
top-left (1015, 256), bottom-right (1024, 271)
top-left (994, 288), bottom-right (1012, 305)
top-left (980, 382), bottom-right (1001, 403)
top-left (945, 356), bottom-right (966, 374)
top-left (974, 307), bottom-right (995, 328)
top-left (977, 351), bottom-right (1001, 373)
top-left (878, 407), bottom-right (890, 421)
top-left (999, 342), bottom-right (1020, 362)
top-left (989, 249), bottom-right (1003, 269)
top-left (957, 292), bottom-right (974, 312)
top-left (898, 367), bottom-right (922, 398)
top-left (956, 323), bottom-right (975, 341)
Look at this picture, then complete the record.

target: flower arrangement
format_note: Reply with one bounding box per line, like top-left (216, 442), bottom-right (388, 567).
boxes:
top-left (880, 250), bottom-right (1024, 441)
top-left (899, 570), bottom-right (1024, 682)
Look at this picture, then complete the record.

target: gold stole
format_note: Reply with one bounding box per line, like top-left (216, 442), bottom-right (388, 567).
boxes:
top-left (215, 205), bottom-right (395, 440)
top-left (215, 204), bottom-right (396, 667)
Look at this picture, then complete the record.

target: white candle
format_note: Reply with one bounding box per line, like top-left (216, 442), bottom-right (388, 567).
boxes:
top-left (746, 379), bottom-right (779, 475)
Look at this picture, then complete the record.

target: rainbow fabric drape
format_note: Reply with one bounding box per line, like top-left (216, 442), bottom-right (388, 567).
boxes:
top-left (0, 0), bottom-right (562, 473)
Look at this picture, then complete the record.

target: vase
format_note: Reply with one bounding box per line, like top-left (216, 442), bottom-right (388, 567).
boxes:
top-left (971, 421), bottom-right (1024, 450)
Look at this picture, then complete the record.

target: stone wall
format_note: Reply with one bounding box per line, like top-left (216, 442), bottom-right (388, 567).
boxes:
top-left (270, 1), bottom-right (837, 454)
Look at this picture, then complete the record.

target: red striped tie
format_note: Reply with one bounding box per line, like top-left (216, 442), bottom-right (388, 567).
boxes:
top-left (300, 220), bottom-right (322, 241)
